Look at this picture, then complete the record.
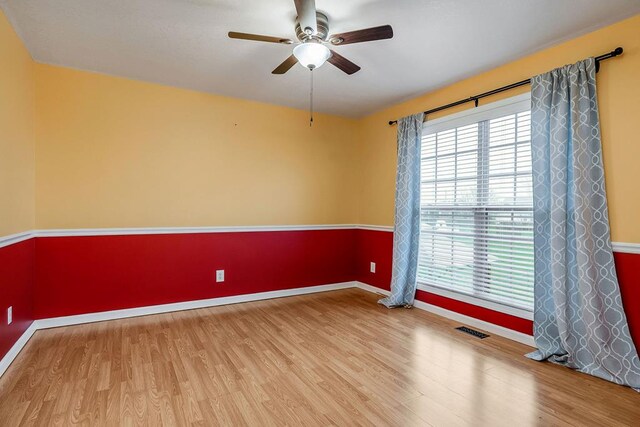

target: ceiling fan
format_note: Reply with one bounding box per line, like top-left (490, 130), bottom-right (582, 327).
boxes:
top-left (228, 0), bottom-right (394, 75)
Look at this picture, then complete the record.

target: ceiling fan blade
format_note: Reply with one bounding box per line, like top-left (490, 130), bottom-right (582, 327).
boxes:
top-left (272, 55), bottom-right (299, 74)
top-left (328, 50), bottom-right (361, 75)
top-left (294, 0), bottom-right (317, 35)
top-left (228, 31), bottom-right (293, 44)
top-left (329, 25), bottom-right (393, 45)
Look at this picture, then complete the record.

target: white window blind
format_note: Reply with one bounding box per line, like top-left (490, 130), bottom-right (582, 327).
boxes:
top-left (417, 95), bottom-right (534, 312)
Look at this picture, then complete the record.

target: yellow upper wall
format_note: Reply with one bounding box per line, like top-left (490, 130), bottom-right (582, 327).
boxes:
top-left (35, 64), bottom-right (360, 228)
top-left (0, 10), bottom-right (35, 236)
top-left (7, 11), bottom-right (639, 238)
top-left (357, 14), bottom-right (640, 243)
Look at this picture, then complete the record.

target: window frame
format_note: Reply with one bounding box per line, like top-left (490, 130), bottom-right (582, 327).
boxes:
top-left (417, 92), bottom-right (533, 321)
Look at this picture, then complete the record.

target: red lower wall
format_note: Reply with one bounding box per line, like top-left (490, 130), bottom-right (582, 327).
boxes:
top-left (356, 229), bottom-right (640, 345)
top-left (34, 229), bottom-right (357, 319)
top-left (356, 229), bottom-right (394, 292)
top-left (614, 251), bottom-right (640, 346)
top-left (413, 290), bottom-right (533, 335)
top-left (2, 227), bottom-right (638, 361)
top-left (0, 239), bottom-right (35, 361)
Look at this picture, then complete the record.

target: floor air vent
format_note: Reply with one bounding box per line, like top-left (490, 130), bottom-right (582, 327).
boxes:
top-left (456, 326), bottom-right (490, 339)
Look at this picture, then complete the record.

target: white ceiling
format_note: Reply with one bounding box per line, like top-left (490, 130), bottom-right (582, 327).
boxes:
top-left (2, 0), bottom-right (639, 117)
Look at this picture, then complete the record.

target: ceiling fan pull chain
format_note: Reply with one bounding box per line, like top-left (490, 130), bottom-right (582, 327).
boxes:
top-left (310, 68), bottom-right (314, 127)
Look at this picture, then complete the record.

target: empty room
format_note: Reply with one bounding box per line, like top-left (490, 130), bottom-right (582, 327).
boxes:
top-left (1, 0), bottom-right (640, 425)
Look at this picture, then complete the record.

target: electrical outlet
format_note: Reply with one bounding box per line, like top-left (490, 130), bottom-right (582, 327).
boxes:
top-left (7, 306), bottom-right (12, 325)
top-left (370, 262), bottom-right (376, 273)
top-left (216, 270), bottom-right (225, 283)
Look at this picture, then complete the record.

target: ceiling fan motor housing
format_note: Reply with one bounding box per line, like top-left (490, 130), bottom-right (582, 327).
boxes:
top-left (296, 12), bottom-right (329, 42)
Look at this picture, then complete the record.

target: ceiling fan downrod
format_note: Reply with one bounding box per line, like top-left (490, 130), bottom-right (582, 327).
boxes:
top-left (309, 68), bottom-right (314, 127)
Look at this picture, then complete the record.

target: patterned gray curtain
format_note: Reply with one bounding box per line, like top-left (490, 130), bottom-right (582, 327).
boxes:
top-left (379, 113), bottom-right (424, 308)
top-left (527, 58), bottom-right (640, 388)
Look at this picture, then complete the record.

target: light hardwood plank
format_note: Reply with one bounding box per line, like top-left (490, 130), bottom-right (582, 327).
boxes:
top-left (1, 288), bottom-right (639, 426)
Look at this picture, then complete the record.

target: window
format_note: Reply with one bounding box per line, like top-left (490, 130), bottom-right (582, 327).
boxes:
top-left (417, 94), bottom-right (534, 316)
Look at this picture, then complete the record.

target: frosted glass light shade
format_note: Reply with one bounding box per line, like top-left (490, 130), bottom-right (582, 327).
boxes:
top-left (293, 41), bottom-right (331, 69)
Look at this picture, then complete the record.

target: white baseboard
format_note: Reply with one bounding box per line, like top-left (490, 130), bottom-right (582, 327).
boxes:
top-left (35, 281), bottom-right (357, 330)
top-left (356, 282), bottom-right (392, 296)
top-left (0, 322), bottom-right (38, 378)
top-left (412, 299), bottom-right (535, 347)
top-left (354, 282), bottom-right (535, 347)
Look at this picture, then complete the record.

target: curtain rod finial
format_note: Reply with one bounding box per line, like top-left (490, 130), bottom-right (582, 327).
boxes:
top-left (614, 47), bottom-right (623, 56)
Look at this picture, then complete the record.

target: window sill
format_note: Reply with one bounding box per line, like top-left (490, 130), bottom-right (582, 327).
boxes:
top-left (416, 283), bottom-right (533, 320)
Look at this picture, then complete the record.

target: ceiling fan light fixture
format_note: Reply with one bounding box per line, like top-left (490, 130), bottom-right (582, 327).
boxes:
top-left (293, 41), bottom-right (331, 70)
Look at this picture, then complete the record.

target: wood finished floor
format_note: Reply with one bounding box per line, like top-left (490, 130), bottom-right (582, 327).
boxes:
top-left (1, 289), bottom-right (639, 426)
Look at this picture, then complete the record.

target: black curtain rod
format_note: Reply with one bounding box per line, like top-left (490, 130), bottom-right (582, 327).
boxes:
top-left (388, 47), bottom-right (623, 126)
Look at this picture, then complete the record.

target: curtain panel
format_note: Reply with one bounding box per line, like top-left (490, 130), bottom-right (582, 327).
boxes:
top-left (379, 113), bottom-right (424, 308)
top-left (527, 58), bottom-right (640, 389)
